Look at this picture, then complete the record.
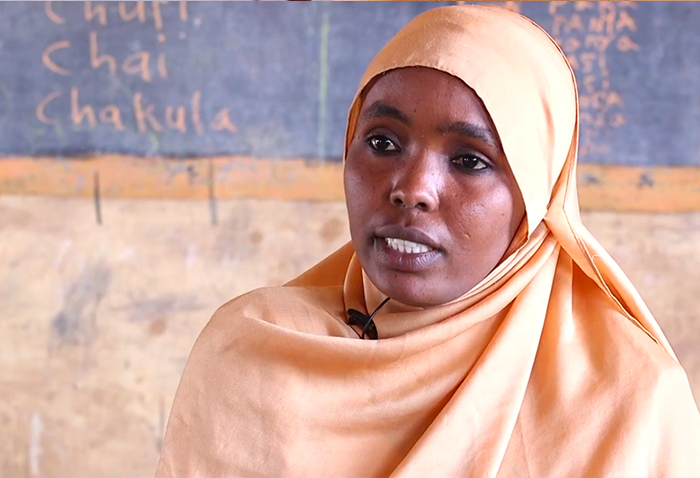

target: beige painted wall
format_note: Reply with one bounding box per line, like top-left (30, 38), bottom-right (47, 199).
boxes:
top-left (1, 196), bottom-right (699, 477)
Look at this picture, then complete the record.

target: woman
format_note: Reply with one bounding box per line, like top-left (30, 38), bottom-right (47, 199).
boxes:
top-left (156, 5), bottom-right (700, 477)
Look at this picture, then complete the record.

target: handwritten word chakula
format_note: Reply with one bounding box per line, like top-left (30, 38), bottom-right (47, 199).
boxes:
top-left (37, 89), bottom-right (237, 135)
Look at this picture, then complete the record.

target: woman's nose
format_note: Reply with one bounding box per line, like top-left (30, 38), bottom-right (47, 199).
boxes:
top-left (389, 156), bottom-right (440, 212)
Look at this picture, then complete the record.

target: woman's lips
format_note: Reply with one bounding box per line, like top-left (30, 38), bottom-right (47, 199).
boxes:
top-left (373, 236), bottom-right (442, 272)
top-left (374, 225), bottom-right (442, 251)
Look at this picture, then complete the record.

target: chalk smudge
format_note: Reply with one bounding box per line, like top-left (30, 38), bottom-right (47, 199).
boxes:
top-left (50, 261), bottom-right (112, 347)
top-left (29, 412), bottom-right (43, 477)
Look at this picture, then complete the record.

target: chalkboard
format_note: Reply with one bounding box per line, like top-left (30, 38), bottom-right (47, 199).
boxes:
top-left (1, 1), bottom-right (699, 166)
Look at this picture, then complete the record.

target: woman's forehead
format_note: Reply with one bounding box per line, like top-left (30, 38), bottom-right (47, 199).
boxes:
top-left (363, 68), bottom-right (475, 100)
top-left (360, 69), bottom-right (493, 123)
top-left (358, 68), bottom-right (504, 152)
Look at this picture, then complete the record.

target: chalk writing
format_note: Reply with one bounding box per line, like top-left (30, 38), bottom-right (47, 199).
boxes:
top-left (42, 40), bottom-right (71, 76)
top-left (36, 1), bottom-right (237, 139)
top-left (89, 31), bottom-right (117, 77)
top-left (165, 106), bottom-right (186, 133)
top-left (119, 2), bottom-right (146, 23)
top-left (44, 1), bottom-right (65, 25)
top-left (84, 1), bottom-right (107, 26)
top-left (548, 1), bottom-right (639, 157)
top-left (37, 86), bottom-right (231, 136)
top-left (36, 91), bottom-right (62, 125)
top-left (463, 1), bottom-right (639, 159)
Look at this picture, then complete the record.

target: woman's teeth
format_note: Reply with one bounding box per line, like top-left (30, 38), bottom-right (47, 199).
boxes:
top-left (384, 237), bottom-right (432, 254)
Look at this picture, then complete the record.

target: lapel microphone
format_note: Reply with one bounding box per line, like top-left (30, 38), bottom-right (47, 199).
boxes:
top-left (347, 297), bottom-right (391, 340)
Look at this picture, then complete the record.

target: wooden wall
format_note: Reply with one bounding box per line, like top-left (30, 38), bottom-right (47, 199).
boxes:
top-left (1, 193), bottom-right (699, 477)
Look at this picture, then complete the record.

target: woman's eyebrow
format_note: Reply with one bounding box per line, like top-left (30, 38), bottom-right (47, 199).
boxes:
top-left (438, 122), bottom-right (501, 151)
top-left (360, 101), bottom-right (411, 125)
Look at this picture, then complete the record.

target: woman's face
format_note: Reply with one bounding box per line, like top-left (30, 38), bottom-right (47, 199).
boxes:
top-left (344, 67), bottom-right (526, 308)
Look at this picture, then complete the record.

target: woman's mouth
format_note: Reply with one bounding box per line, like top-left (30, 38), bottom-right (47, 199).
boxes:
top-left (384, 237), bottom-right (433, 254)
top-left (374, 236), bottom-right (441, 272)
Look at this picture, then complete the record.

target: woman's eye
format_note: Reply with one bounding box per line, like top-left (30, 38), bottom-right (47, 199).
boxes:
top-left (368, 135), bottom-right (399, 153)
top-left (452, 154), bottom-right (489, 172)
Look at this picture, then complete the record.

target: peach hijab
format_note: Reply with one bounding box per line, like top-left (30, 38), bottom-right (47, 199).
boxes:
top-left (157, 5), bottom-right (700, 477)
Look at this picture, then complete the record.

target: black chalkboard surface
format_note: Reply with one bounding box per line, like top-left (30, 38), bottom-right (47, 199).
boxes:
top-left (1, 1), bottom-right (699, 166)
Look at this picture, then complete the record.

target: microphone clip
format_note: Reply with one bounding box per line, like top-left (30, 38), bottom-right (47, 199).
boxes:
top-left (346, 297), bottom-right (390, 340)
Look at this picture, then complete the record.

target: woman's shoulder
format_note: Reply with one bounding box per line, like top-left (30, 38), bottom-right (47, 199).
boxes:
top-left (578, 312), bottom-right (700, 470)
top-left (207, 283), bottom-right (351, 338)
top-left (202, 244), bottom-right (356, 337)
top-left (567, 267), bottom-right (700, 453)
top-left (565, 260), bottom-right (688, 388)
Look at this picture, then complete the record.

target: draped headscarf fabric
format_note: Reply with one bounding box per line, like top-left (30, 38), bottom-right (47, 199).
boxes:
top-left (156, 5), bottom-right (700, 477)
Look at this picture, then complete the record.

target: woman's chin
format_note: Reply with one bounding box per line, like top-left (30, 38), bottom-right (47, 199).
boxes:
top-left (367, 271), bottom-right (444, 309)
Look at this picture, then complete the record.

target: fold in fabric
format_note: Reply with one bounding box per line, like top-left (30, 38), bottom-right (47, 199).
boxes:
top-left (157, 5), bottom-right (700, 477)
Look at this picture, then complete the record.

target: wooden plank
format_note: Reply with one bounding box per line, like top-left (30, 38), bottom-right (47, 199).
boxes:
top-left (576, 164), bottom-right (700, 212)
top-left (1, 155), bottom-right (699, 211)
top-left (0, 156), bottom-right (344, 202)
